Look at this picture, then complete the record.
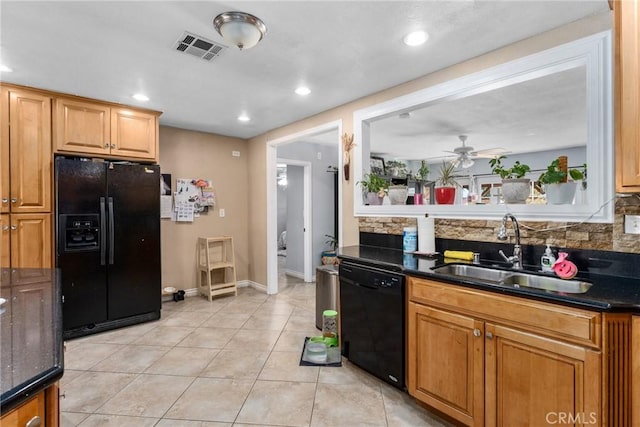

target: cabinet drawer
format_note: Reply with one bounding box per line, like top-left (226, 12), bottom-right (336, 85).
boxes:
top-left (408, 276), bottom-right (601, 348)
top-left (0, 390), bottom-right (45, 426)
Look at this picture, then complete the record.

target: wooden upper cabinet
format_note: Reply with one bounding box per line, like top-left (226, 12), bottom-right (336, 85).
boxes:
top-left (615, 0), bottom-right (640, 191)
top-left (1, 88), bottom-right (9, 214)
top-left (1, 214), bottom-right (9, 268)
top-left (55, 97), bottom-right (110, 155)
top-left (111, 107), bottom-right (157, 160)
top-left (9, 89), bottom-right (52, 213)
top-left (10, 213), bottom-right (52, 269)
top-left (54, 97), bottom-right (159, 162)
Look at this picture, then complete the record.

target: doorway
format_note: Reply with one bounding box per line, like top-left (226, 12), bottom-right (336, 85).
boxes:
top-left (266, 120), bottom-right (343, 295)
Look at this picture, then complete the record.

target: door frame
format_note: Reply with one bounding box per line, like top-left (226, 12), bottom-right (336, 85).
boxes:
top-left (266, 119), bottom-right (343, 295)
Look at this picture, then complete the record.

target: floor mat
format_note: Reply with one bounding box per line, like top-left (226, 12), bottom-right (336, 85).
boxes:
top-left (299, 337), bottom-right (342, 367)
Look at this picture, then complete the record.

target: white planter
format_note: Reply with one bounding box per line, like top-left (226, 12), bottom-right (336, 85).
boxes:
top-left (501, 179), bottom-right (531, 204)
top-left (544, 182), bottom-right (577, 205)
top-left (388, 185), bottom-right (408, 205)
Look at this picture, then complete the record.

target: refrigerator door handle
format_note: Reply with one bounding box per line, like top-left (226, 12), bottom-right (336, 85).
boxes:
top-left (108, 197), bottom-right (115, 265)
top-left (100, 197), bottom-right (107, 266)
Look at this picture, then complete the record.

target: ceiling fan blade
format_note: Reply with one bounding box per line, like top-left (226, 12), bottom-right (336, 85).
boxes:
top-left (470, 148), bottom-right (511, 158)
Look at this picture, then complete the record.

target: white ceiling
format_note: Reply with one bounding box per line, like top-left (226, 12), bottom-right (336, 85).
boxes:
top-left (0, 1), bottom-right (609, 140)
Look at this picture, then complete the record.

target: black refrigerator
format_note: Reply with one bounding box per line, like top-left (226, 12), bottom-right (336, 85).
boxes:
top-left (55, 157), bottom-right (161, 339)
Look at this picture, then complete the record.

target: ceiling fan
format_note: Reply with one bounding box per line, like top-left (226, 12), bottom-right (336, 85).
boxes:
top-left (445, 135), bottom-right (510, 169)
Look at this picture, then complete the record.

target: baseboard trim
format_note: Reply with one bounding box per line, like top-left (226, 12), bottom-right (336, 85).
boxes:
top-left (285, 269), bottom-right (304, 279)
top-left (178, 280), bottom-right (265, 298)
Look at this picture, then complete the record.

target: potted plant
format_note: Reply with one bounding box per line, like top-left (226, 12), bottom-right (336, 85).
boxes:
top-left (321, 234), bottom-right (338, 265)
top-left (489, 155), bottom-right (531, 204)
top-left (358, 173), bottom-right (388, 205)
top-left (538, 158), bottom-right (586, 204)
top-left (434, 161), bottom-right (460, 204)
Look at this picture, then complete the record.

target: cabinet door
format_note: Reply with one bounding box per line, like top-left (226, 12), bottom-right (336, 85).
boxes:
top-left (10, 214), bottom-right (52, 269)
top-left (407, 302), bottom-right (484, 426)
top-left (0, 390), bottom-right (46, 427)
top-left (615, 0), bottom-right (640, 191)
top-left (485, 323), bottom-right (601, 427)
top-left (54, 97), bottom-right (110, 156)
top-left (1, 214), bottom-right (9, 268)
top-left (9, 89), bottom-right (51, 213)
top-left (1, 87), bottom-right (9, 213)
top-left (111, 107), bottom-right (157, 160)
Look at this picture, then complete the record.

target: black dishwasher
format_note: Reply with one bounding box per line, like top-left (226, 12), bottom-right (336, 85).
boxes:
top-left (339, 261), bottom-right (405, 389)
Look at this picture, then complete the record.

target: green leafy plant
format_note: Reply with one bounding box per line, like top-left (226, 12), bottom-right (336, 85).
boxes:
top-left (415, 160), bottom-right (430, 182)
top-left (324, 234), bottom-right (338, 251)
top-left (357, 173), bottom-right (389, 195)
top-left (436, 161), bottom-right (460, 187)
top-left (538, 159), bottom-right (587, 184)
top-left (489, 155), bottom-right (531, 179)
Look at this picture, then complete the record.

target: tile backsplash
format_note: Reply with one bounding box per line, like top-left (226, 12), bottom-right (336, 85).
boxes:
top-left (358, 195), bottom-right (640, 254)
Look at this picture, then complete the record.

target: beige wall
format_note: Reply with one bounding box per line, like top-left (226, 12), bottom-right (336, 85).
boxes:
top-left (246, 12), bottom-right (613, 286)
top-left (159, 126), bottom-right (249, 289)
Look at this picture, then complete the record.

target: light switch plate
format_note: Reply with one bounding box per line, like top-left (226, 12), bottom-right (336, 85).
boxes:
top-left (219, 208), bottom-right (225, 218)
top-left (624, 215), bottom-right (640, 234)
top-left (232, 151), bottom-right (240, 157)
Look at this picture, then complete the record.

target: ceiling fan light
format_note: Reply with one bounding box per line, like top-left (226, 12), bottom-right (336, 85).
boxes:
top-left (461, 157), bottom-right (475, 168)
top-left (214, 11), bottom-right (267, 50)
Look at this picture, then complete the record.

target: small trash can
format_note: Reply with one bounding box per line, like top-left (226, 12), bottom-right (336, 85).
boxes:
top-left (316, 264), bottom-right (339, 330)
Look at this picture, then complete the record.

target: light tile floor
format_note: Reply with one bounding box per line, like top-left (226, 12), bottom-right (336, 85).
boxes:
top-left (61, 274), bottom-right (454, 427)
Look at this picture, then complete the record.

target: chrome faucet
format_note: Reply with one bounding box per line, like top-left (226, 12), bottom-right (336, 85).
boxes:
top-left (497, 213), bottom-right (522, 270)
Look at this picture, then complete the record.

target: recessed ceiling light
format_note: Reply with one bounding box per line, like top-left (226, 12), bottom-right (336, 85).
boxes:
top-left (403, 31), bottom-right (428, 47)
top-left (132, 93), bottom-right (149, 102)
top-left (238, 114), bottom-right (250, 122)
top-left (295, 86), bottom-right (311, 96)
top-left (0, 65), bottom-right (13, 73)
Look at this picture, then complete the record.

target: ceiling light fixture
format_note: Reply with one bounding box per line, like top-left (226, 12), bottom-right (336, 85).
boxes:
top-left (238, 114), bottom-right (250, 122)
top-left (132, 93), bottom-right (149, 102)
top-left (295, 86), bottom-right (311, 96)
top-left (213, 11), bottom-right (267, 50)
top-left (403, 30), bottom-right (428, 47)
top-left (0, 65), bottom-right (13, 73)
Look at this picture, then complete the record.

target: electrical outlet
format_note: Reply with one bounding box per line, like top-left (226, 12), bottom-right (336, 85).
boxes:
top-left (624, 215), bottom-right (640, 234)
top-left (317, 152), bottom-right (322, 160)
top-left (219, 208), bottom-right (225, 218)
top-left (232, 151), bottom-right (240, 157)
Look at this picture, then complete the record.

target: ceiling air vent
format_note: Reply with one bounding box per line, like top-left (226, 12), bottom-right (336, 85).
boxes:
top-left (173, 31), bottom-right (226, 62)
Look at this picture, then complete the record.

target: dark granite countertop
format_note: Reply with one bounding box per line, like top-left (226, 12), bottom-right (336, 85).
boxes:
top-left (339, 245), bottom-right (640, 313)
top-left (1, 269), bottom-right (64, 413)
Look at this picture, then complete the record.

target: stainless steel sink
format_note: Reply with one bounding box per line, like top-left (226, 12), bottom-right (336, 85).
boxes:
top-left (431, 264), bottom-right (514, 283)
top-left (431, 264), bottom-right (592, 294)
top-left (500, 274), bottom-right (592, 294)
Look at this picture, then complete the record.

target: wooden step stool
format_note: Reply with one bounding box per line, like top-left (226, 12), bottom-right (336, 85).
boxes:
top-left (197, 236), bottom-right (237, 301)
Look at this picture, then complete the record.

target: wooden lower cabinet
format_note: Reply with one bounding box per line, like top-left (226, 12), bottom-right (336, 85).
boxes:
top-left (407, 276), bottom-right (603, 426)
top-left (1, 214), bottom-right (9, 268)
top-left (407, 302), bottom-right (484, 426)
top-left (0, 383), bottom-right (59, 427)
top-left (485, 323), bottom-right (600, 427)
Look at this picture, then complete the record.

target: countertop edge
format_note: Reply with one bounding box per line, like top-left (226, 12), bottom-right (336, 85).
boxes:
top-left (0, 366), bottom-right (64, 414)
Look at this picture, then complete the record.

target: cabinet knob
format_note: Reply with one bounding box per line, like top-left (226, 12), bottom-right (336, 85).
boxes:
top-left (10, 225), bottom-right (17, 230)
top-left (486, 332), bottom-right (494, 340)
top-left (110, 143), bottom-right (116, 149)
top-left (2, 198), bottom-right (7, 203)
top-left (473, 328), bottom-right (482, 337)
top-left (104, 143), bottom-right (109, 148)
top-left (10, 198), bottom-right (17, 203)
top-left (25, 415), bottom-right (42, 427)
top-left (1, 225), bottom-right (8, 231)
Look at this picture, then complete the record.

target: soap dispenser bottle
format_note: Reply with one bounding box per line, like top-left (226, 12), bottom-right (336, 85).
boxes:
top-left (541, 245), bottom-right (556, 273)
